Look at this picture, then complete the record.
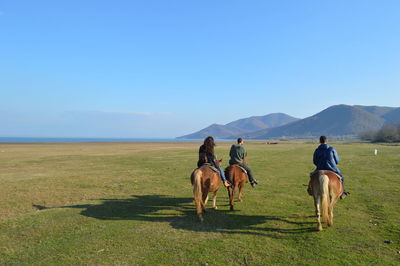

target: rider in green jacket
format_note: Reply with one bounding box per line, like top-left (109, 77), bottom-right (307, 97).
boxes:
top-left (229, 138), bottom-right (258, 187)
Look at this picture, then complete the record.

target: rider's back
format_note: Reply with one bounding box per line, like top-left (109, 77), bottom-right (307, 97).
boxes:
top-left (313, 144), bottom-right (340, 173)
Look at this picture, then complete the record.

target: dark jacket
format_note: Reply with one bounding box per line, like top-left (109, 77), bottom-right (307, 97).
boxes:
top-left (197, 144), bottom-right (216, 168)
top-left (313, 144), bottom-right (342, 177)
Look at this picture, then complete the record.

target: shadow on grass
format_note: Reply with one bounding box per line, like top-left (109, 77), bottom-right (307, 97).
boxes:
top-left (33, 195), bottom-right (316, 237)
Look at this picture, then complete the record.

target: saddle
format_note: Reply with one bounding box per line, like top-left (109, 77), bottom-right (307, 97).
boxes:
top-left (232, 164), bottom-right (247, 174)
top-left (310, 170), bottom-right (342, 181)
top-left (201, 163), bottom-right (219, 173)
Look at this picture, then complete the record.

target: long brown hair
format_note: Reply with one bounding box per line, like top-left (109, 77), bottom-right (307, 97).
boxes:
top-left (203, 136), bottom-right (215, 154)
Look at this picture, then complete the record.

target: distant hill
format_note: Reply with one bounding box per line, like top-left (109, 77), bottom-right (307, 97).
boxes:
top-left (178, 105), bottom-right (400, 140)
top-left (382, 107), bottom-right (400, 124)
top-left (178, 123), bottom-right (246, 140)
top-left (244, 105), bottom-right (388, 139)
top-left (225, 113), bottom-right (299, 131)
top-left (177, 113), bottom-right (299, 139)
top-left (354, 105), bottom-right (396, 117)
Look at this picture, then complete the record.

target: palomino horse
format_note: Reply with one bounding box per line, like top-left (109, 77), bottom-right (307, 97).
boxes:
top-left (310, 170), bottom-right (343, 231)
top-left (190, 160), bottom-right (222, 222)
top-left (225, 164), bottom-right (248, 211)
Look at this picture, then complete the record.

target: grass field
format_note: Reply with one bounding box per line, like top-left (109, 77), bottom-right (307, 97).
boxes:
top-left (0, 141), bottom-right (399, 265)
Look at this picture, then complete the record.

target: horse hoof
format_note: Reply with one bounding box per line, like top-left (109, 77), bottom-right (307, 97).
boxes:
top-left (318, 226), bottom-right (323, 231)
top-left (213, 206), bottom-right (218, 210)
top-left (230, 206), bottom-right (234, 211)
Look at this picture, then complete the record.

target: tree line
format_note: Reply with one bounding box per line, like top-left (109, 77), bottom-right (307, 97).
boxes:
top-left (359, 123), bottom-right (400, 142)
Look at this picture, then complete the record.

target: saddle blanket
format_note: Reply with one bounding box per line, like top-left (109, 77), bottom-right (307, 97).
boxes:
top-left (310, 170), bottom-right (342, 181)
top-left (233, 164), bottom-right (247, 174)
top-left (201, 163), bottom-right (219, 173)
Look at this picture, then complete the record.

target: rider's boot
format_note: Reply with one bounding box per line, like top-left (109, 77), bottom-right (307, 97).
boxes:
top-left (340, 180), bottom-right (350, 199)
top-left (223, 180), bottom-right (231, 188)
top-left (340, 191), bottom-right (350, 199)
top-left (249, 175), bottom-right (258, 188)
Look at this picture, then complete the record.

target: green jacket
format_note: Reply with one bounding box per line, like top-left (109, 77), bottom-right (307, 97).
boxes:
top-left (229, 144), bottom-right (247, 165)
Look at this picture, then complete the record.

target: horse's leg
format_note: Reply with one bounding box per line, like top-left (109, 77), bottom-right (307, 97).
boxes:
top-left (202, 191), bottom-right (208, 212)
top-left (228, 187), bottom-right (234, 211)
top-left (196, 200), bottom-right (203, 222)
top-left (327, 193), bottom-right (333, 227)
top-left (238, 183), bottom-right (244, 202)
top-left (328, 203), bottom-right (333, 227)
top-left (314, 195), bottom-right (323, 231)
top-left (233, 185), bottom-right (239, 202)
top-left (212, 191), bottom-right (218, 209)
top-left (197, 207), bottom-right (203, 222)
top-left (328, 191), bottom-right (340, 227)
top-left (204, 194), bottom-right (209, 206)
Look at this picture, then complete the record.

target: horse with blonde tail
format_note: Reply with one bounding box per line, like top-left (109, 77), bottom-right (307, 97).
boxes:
top-left (190, 160), bottom-right (222, 222)
top-left (310, 170), bottom-right (343, 231)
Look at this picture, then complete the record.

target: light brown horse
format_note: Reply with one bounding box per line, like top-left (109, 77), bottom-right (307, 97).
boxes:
top-left (190, 160), bottom-right (222, 222)
top-left (225, 164), bottom-right (248, 211)
top-left (310, 170), bottom-right (343, 231)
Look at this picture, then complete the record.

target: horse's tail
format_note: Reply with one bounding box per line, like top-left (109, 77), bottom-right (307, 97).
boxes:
top-left (319, 174), bottom-right (330, 224)
top-left (225, 166), bottom-right (234, 184)
top-left (192, 169), bottom-right (204, 221)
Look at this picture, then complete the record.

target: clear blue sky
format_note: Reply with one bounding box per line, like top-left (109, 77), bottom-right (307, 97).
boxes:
top-left (1, 0), bottom-right (399, 138)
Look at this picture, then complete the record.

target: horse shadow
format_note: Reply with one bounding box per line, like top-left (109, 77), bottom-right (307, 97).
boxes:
top-left (33, 195), bottom-right (316, 237)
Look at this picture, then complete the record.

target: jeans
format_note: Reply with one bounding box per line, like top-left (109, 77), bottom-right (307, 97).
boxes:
top-left (217, 166), bottom-right (228, 182)
top-left (334, 170), bottom-right (345, 191)
top-left (340, 175), bottom-right (346, 191)
top-left (237, 163), bottom-right (256, 183)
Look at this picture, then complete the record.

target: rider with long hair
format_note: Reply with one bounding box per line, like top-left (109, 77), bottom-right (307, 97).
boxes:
top-left (198, 136), bottom-right (231, 188)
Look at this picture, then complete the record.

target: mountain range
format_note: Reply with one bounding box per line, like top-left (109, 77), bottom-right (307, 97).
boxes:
top-left (178, 105), bottom-right (400, 139)
top-left (178, 113), bottom-right (299, 139)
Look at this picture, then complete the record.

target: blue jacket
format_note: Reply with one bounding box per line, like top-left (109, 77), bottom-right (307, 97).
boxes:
top-left (313, 144), bottom-right (342, 177)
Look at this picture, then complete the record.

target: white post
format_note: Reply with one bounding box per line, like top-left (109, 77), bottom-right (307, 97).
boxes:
top-left (374, 149), bottom-right (378, 156)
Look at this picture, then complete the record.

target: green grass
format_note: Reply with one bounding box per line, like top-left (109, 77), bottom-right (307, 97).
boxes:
top-left (0, 141), bottom-right (399, 265)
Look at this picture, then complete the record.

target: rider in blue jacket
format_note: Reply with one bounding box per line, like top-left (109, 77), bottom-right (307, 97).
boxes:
top-left (313, 141), bottom-right (342, 176)
top-left (308, 136), bottom-right (350, 199)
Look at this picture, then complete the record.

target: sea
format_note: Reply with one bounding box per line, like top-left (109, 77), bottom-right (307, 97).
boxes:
top-left (0, 137), bottom-right (235, 143)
